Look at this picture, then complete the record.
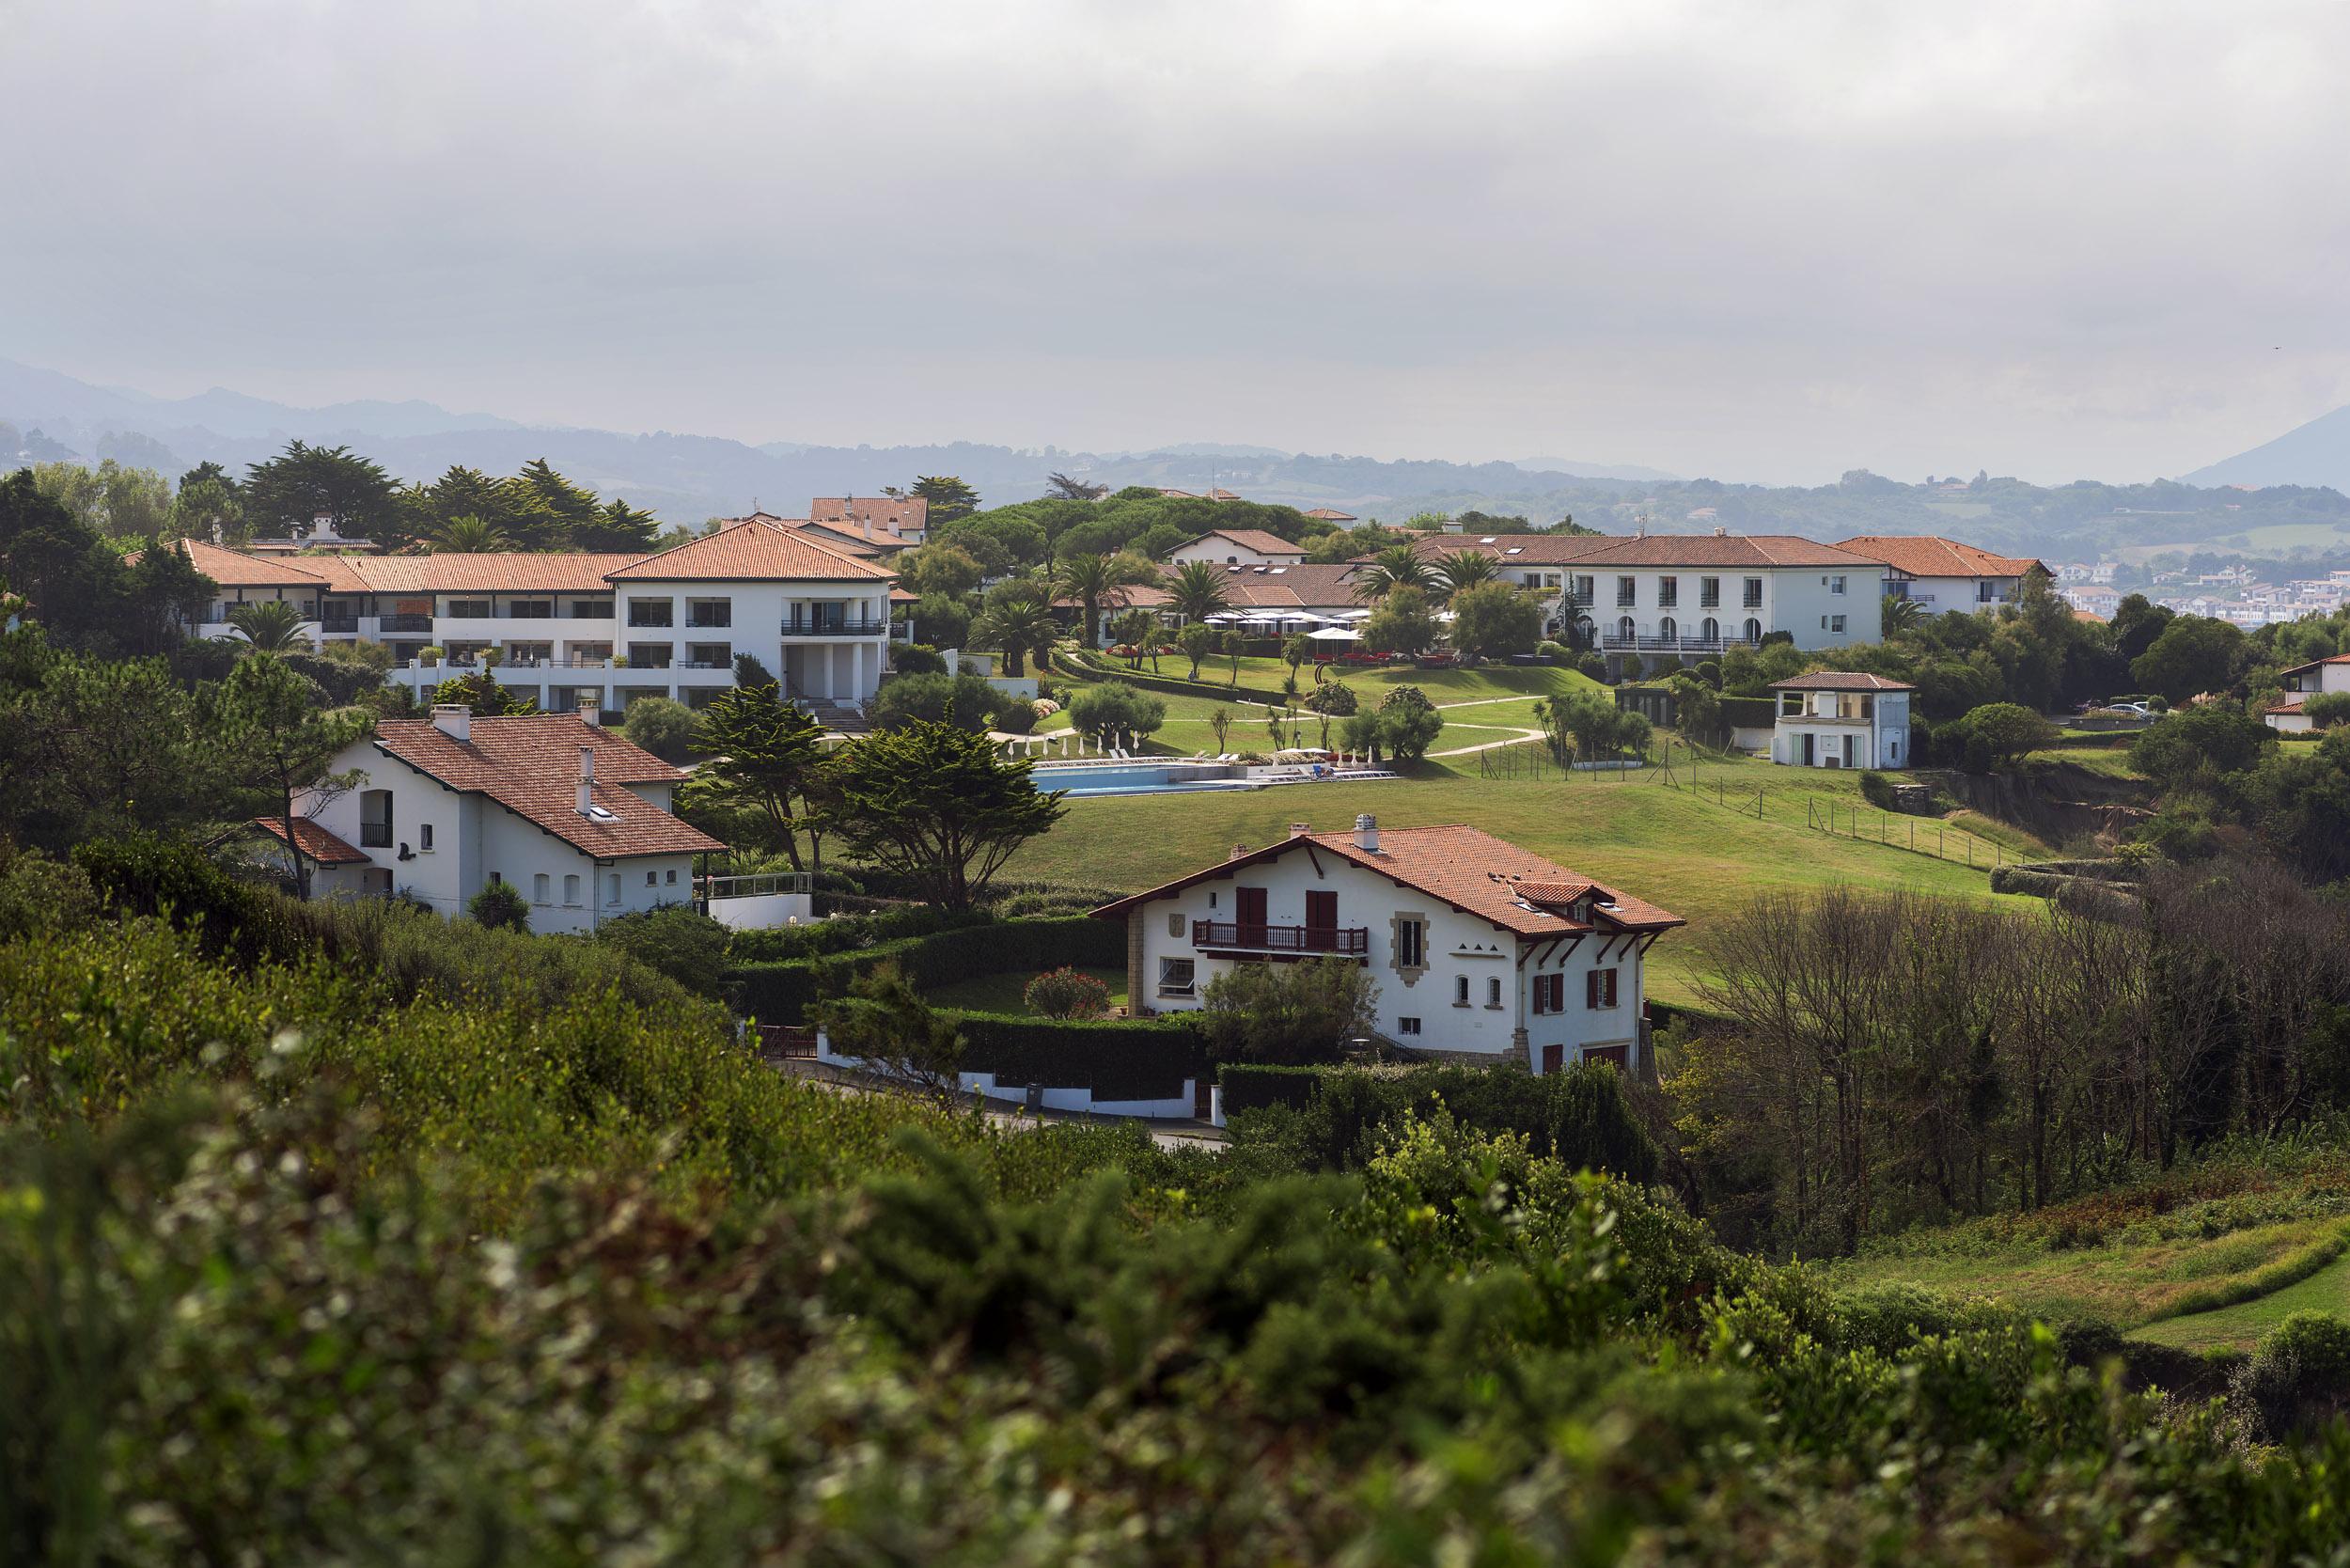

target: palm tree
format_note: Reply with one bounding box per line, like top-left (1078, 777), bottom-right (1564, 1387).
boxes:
top-left (1109, 607), bottom-right (1158, 669)
top-left (1434, 548), bottom-right (1501, 600)
top-left (1882, 593), bottom-right (1927, 638)
top-left (225, 599), bottom-right (310, 654)
top-left (1353, 542), bottom-right (1438, 604)
top-left (972, 586), bottom-right (1059, 677)
top-left (429, 514), bottom-right (515, 553)
top-left (1053, 551), bottom-right (1152, 649)
top-left (1167, 559), bottom-right (1234, 624)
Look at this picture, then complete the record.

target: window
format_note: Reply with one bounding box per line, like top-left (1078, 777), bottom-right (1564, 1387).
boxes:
top-left (1532, 973), bottom-right (1565, 1014)
top-left (606, 874), bottom-right (621, 904)
top-left (570, 598), bottom-right (615, 619)
top-left (685, 597), bottom-right (732, 629)
top-left (1615, 575), bottom-right (1637, 608)
top-left (1831, 615), bottom-right (1847, 634)
top-left (1397, 1016), bottom-right (1422, 1036)
top-left (1859, 695), bottom-right (1875, 719)
top-left (1976, 581), bottom-right (1996, 604)
top-left (1454, 975), bottom-right (1470, 1007)
top-left (666, 869), bottom-right (677, 884)
top-left (359, 790), bottom-right (393, 848)
top-left (419, 823), bottom-right (434, 853)
top-left (1743, 576), bottom-right (1763, 608)
top-left (1395, 917), bottom-right (1426, 969)
top-left (1656, 575), bottom-right (1678, 609)
top-left (1744, 618), bottom-right (1762, 644)
top-left (445, 598), bottom-right (492, 619)
top-left (626, 600), bottom-right (674, 628)
top-left (1830, 574), bottom-right (1847, 595)
top-left (563, 874), bottom-right (582, 905)
top-left (1158, 957), bottom-right (1196, 996)
top-left (626, 642), bottom-right (673, 668)
top-left (1586, 968), bottom-right (1621, 1009)
top-left (1486, 976), bottom-right (1503, 1009)
top-left (508, 598), bottom-right (553, 619)
top-left (1700, 575), bottom-right (1720, 608)
top-left (647, 870), bottom-right (658, 886)
top-left (532, 873), bottom-right (551, 904)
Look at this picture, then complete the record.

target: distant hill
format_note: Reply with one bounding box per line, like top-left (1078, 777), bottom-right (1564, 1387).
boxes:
top-left (1512, 455), bottom-right (1683, 483)
top-left (2181, 404), bottom-right (2350, 492)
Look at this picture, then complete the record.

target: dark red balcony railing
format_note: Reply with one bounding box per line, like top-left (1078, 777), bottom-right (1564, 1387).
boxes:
top-left (1192, 920), bottom-right (1369, 956)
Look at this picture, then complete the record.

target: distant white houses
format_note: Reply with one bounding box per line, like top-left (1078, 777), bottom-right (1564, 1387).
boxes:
top-left (1164, 527), bottom-right (1308, 569)
top-left (1091, 817), bottom-right (1683, 1075)
top-left (1769, 672), bottom-right (1915, 770)
top-left (2265, 655), bottom-right (2350, 733)
top-left (261, 708), bottom-right (725, 933)
top-left (1833, 535), bottom-right (2047, 614)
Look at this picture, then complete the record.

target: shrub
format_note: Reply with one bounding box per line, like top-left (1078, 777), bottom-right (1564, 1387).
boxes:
top-left (2231, 1310), bottom-right (2350, 1437)
top-left (990, 696), bottom-right (1037, 734)
top-left (1199, 956), bottom-right (1376, 1064)
top-left (729, 916), bottom-right (1123, 1025)
top-left (1577, 651), bottom-right (1609, 682)
top-left (945, 1011), bottom-right (1208, 1098)
top-left (1068, 681), bottom-right (1167, 747)
top-left (1376, 685), bottom-right (1445, 764)
top-left (870, 671), bottom-right (1000, 732)
top-left (1024, 966), bottom-right (1111, 1020)
top-left (1857, 769), bottom-right (1897, 810)
top-left (1537, 641), bottom-right (1573, 661)
top-left (595, 905), bottom-right (730, 996)
top-left (468, 880), bottom-right (530, 932)
top-left (620, 695), bottom-right (699, 761)
top-left (892, 643), bottom-right (948, 676)
top-left (1302, 681), bottom-right (1357, 715)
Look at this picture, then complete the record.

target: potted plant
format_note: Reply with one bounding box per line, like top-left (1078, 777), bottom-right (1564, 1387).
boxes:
top-left (418, 645), bottom-right (444, 668)
top-left (611, 653), bottom-right (629, 668)
top-left (481, 645), bottom-right (505, 669)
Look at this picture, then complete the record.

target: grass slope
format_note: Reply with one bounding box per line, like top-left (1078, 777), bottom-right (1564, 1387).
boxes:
top-left (1010, 748), bottom-right (2031, 1006)
top-left (2133, 1248), bottom-right (2350, 1353)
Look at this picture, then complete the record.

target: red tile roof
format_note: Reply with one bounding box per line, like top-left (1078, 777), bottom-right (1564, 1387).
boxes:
top-left (1768, 672), bottom-right (1917, 692)
top-left (1091, 823), bottom-right (1682, 937)
top-left (1303, 508), bottom-right (1357, 521)
top-left (1175, 527), bottom-right (1305, 557)
top-left (2267, 698), bottom-right (2307, 715)
top-left (252, 816), bottom-right (371, 866)
top-left (1833, 535), bottom-right (2046, 579)
top-left (605, 519), bottom-right (896, 583)
top-left (1159, 561), bottom-right (1370, 610)
top-left (177, 539), bottom-right (333, 589)
top-left (369, 715), bottom-right (724, 860)
top-left (809, 495), bottom-right (928, 535)
top-left (1565, 534), bottom-right (1882, 570)
top-left (342, 555), bottom-right (640, 593)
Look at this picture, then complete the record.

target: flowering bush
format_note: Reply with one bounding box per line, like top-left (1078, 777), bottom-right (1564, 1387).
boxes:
top-left (1023, 965), bottom-right (1111, 1020)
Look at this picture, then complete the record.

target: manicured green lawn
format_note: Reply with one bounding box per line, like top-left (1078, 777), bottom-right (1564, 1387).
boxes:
top-left (1007, 749), bottom-right (2034, 1007)
top-left (2133, 1249), bottom-right (2350, 1353)
top-left (925, 965), bottom-right (1131, 1016)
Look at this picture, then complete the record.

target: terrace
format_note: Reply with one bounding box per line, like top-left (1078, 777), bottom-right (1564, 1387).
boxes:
top-left (1191, 919), bottom-right (1371, 957)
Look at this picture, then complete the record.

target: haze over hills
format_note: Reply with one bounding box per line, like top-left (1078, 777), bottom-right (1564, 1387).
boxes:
top-left (2181, 403), bottom-right (2350, 492)
top-left (9, 356), bottom-right (2350, 565)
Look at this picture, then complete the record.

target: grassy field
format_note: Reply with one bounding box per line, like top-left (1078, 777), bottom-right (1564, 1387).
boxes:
top-left (1009, 745), bottom-right (2037, 1006)
top-left (1826, 1154), bottom-right (2350, 1340)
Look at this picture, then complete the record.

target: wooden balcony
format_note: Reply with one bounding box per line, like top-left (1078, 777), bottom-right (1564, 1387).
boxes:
top-left (1192, 920), bottom-right (1369, 957)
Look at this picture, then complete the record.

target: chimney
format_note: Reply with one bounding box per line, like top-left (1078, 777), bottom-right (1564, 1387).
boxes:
top-left (1289, 822), bottom-right (1311, 838)
top-left (431, 703), bottom-right (471, 743)
top-left (1229, 842), bottom-right (1249, 861)
top-left (1353, 813), bottom-right (1379, 853)
top-left (1714, 525), bottom-right (1727, 537)
top-left (578, 745), bottom-right (595, 814)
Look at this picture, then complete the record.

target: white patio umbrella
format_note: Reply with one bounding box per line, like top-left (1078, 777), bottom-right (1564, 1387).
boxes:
top-left (1307, 626), bottom-right (1360, 641)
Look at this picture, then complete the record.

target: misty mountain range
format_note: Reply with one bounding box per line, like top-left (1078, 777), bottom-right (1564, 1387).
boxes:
top-left (9, 356), bottom-right (2350, 564)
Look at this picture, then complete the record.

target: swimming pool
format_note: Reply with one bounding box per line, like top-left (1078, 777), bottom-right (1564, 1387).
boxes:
top-left (1028, 761), bottom-right (1258, 797)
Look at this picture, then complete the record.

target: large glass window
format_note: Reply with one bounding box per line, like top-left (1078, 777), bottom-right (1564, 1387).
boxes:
top-left (1395, 917), bottom-right (1426, 968)
top-left (1656, 575), bottom-right (1678, 608)
top-left (626, 600), bottom-right (674, 628)
top-left (507, 598), bottom-right (553, 619)
top-left (685, 597), bottom-right (732, 628)
top-left (1615, 576), bottom-right (1637, 608)
top-left (1700, 575), bottom-right (1720, 608)
top-left (1742, 577), bottom-right (1763, 608)
top-left (1158, 957), bottom-right (1196, 996)
top-left (358, 790), bottom-right (393, 848)
top-left (445, 598), bottom-right (492, 619)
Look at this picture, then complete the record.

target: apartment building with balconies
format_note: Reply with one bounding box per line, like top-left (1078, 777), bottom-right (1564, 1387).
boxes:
top-left (1833, 536), bottom-right (2046, 614)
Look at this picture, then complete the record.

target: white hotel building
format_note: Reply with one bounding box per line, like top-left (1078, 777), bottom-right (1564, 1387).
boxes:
top-left (180, 519), bottom-right (903, 721)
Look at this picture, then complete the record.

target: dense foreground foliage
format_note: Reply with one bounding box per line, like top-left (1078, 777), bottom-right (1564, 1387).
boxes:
top-left (12, 917), bottom-right (2350, 1562)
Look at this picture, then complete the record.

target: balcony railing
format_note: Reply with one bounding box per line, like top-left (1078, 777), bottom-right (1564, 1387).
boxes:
top-left (379, 613), bottom-right (434, 634)
top-left (1599, 633), bottom-right (1764, 654)
top-left (780, 617), bottom-right (889, 636)
top-left (1192, 920), bottom-right (1370, 956)
top-left (319, 617), bottom-right (360, 634)
top-left (701, 871), bottom-right (814, 900)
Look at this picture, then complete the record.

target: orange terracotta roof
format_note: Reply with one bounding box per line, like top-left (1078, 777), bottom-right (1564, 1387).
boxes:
top-left (605, 519), bottom-right (896, 583)
top-left (1833, 535), bottom-right (2046, 579)
top-left (1768, 672), bottom-right (1917, 692)
top-left (2267, 699), bottom-right (2307, 715)
top-left (1091, 823), bottom-right (1682, 937)
top-left (1411, 534), bottom-right (1622, 566)
top-left (369, 715), bottom-right (723, 860)
top-left (809, 495), bottom-right (928, 535)
top-left (1161, 561), bottom-right (1368, 609)
top-left (342, 555), bottom-right (639, 593)
top-left (251, 815), bottom-right (370, 866)
top-left (177, 539), bottom-right (333, 588)
top-left (1303, 508), bottom-right (1357, 521)
top-left (1176, 527), bottom-right (1304, 557)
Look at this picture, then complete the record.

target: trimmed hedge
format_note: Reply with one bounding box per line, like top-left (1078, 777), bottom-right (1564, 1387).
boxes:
top-left (945, 1011), bottom-right (1208, 1100)
top-left (728, 916), bottom-right (1124, 1026)
top-left (1718, 695), bottom-right (1775, 729)
top-left (1219, 1063), bottom-right (1323, 1115)
top-left (726, 905), bottom-right (988, 964)
top-left (1066, 650), bottom-right (1290, 706)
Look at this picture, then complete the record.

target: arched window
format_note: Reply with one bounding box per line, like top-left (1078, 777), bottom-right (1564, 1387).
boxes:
top-left (1743, 618), bottom-right (1762, 644)
top-left (1701, 617), bottom-right (1719, 643)
top-left (1658, 617), bottom-right (1678, 643)
top-left (1617, 615), bottom-right (1636, 643)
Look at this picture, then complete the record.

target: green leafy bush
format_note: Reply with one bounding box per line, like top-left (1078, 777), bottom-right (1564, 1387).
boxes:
top-left (594, 905), bottom-right (730, 996)
top-left (2231, 1310), bottom-right (2350, 1438)
top-left (1858, 769), bottom-right (1897, 810)
top-left (730, 916), bottom-right (1125, 1025)
top-left (468, 879), bottom-right (530, 932)
top-left (1023, 965), bottom-right (1111, 1019)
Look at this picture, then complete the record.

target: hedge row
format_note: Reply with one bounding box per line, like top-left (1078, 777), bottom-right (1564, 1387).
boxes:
top-left (1719, 695), bottom-right (1776, 729)
top-left (726, 905), bottom-right (988, 964)
top-left (1066, 650), bottom-right (1292, 706)
top-left (728, 916), bottom-right (1124, 1025)
top-left (1218, 1063), bottom-right (1323, 1115)
top-left (944, 1011), bottom-right (1208, 1100)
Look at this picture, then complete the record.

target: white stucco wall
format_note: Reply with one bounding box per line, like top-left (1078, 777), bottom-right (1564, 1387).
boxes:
top-left (1769, 692), bottom-right (1911, 769)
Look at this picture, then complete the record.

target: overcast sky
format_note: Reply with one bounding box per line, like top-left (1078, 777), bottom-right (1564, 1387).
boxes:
top-left (5, 0), bottom-right (2347, 485)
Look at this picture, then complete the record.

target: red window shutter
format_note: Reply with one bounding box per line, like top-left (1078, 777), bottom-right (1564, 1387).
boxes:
top-left (1585, 970), bottom-right (1598, 1009)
